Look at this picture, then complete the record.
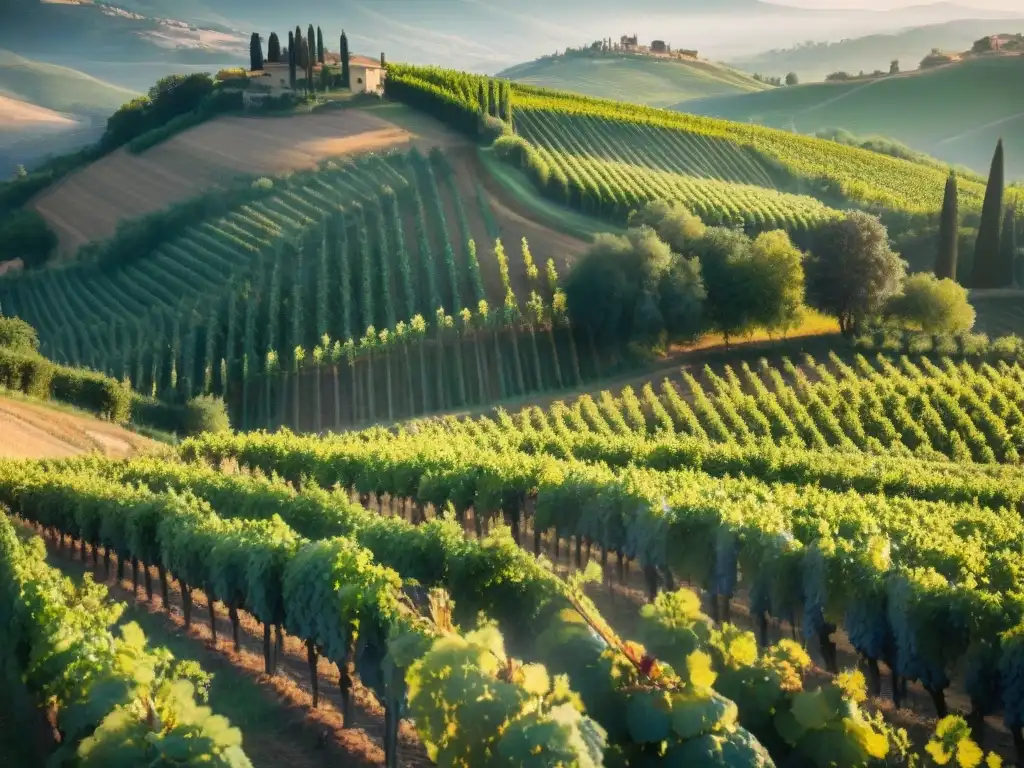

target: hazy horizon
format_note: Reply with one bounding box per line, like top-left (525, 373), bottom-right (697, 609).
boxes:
top-left (767, 0), bottom-right (1022, 9)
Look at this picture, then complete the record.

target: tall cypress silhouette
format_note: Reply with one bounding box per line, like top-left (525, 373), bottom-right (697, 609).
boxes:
top-left (339, 31), bottom-right (350, 89)
top-left (971, 138), bottom-right (1005, 287)
top-left (267, 32), bottom-right (281, 63)
top-left (288, 31), bottom-right (296, 87)
top-left (998, 203), bottom-right (1018, 286)
top-left (249, 33), bottom-right (264, 71)
top-left (935, 171), bottom-right (959, 280)
top-left (316, 26), bottom-right (325, 63)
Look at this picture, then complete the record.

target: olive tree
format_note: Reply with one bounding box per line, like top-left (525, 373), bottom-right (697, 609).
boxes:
top-left (806, 212), bottom-right (906, 335)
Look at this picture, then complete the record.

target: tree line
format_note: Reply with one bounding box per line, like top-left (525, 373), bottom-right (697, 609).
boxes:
top-left (564, 200), bottom-right (975, 350)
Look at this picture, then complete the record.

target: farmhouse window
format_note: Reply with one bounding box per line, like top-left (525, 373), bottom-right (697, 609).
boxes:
top-left (357, 77), bottom-right (364, 84)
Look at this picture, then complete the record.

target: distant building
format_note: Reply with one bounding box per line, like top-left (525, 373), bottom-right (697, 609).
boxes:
top-left (620, 34), bottom-right (638, 50)
top-left (349, 54), bottom-right (386, 94)
top-left (678, 49), bottom-right (698, 59)
top-left (651, 40), bottom-right (667, 54)
top-left (247, 47), bottom-right (386, 96)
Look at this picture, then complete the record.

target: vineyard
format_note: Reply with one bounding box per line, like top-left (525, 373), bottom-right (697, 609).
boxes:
top-left (174, 351), bottom-right (1024, 763)
top-left (508, 85), bottom-right (1000, 216)
top-left (2, 417), bottom-right (1012, 766)
top-left (0, 146), bottom-right (600, 430)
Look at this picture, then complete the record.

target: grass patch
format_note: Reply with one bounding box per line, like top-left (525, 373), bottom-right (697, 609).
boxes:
top-left (478, 146), bottom-right (622, 240)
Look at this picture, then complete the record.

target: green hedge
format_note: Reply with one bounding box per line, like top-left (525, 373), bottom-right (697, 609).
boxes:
top-left (0, 347), bottom-right (186, 432)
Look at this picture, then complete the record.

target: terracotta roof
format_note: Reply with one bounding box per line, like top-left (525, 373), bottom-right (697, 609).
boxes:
top-left (349, 54), bottom-right (384, 68)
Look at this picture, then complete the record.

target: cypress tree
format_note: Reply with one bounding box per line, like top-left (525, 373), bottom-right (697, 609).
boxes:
top-left (249, 32), bottom-right (264, 71)
top-left (935, 171), bottom-right (959, 280)
top-left (505, 81), bottom-right (513, 125)
top-left (998, 203), bottom-right (1018, 286)
top-left (288, 31), bottom-right (297, 88)
top-left (316, 26), bottom-right (325, 63)
top-left (307, 25), bottom-right (316, 71)
top-left (339, 31), bottom-right (350, 89)
top-left (971, 138), bottom-right (1005, 288)
top-left (488, 78), bottom-right (498, 118)
top-left (303, 38), bottom-right (314, 95)
top-left (478, 81), bottom-right (488, 115)
top-left (295, 26), bottom-right (304, 68)
top-left (267, 32), bottom-right (281, 63)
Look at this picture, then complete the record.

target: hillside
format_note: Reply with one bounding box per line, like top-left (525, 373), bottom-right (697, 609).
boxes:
top-left (0, 48), bottom-right (136, 117)
top-left (726, 18), bottom-right (1023, 81)
top-left (684, 54), bottom-right (1024, 180)
top-left (1, 100), bottom-right (592, 430)
top-left (498, 53), bottom-right (770, 108)
top-left (0, 396), bottom-right (158, 459)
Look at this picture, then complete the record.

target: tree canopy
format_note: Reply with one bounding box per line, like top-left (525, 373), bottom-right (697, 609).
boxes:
top-left (806, 212), bottom-right (906, 335)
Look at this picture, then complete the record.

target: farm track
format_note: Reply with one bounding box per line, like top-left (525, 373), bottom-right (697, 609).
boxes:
top-left (36, 528), bottom-right (432, 768)
top-left (0, 396), bottom-right (158, 459)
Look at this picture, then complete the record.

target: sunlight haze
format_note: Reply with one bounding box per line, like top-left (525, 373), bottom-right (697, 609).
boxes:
top-left (768, 0), bottom-right (1023, 9)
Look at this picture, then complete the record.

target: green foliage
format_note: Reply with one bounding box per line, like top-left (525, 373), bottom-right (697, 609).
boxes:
top-left (693, 227), bottom-right (805, 341)
top-left (103, 73), bottom-right (215, 151)
top-left (936, 171), bottom-right (960, 280)
top-left (806, 211), bottom-right (906, 335)
top-left (406, 625), bottom-right (606, 766)
top-left (183, 394), bottom-right (231, 436)
top-left (887, 273), bottom-right (976, 333)
top-left (0, 209), bottom-right (57, 269)
top-left (0, 514), bottom-right (252, 767)
top-left (971, 140), bottom-right (1006, 288)
top-left (0, 314), bottom-right (39, 353)
top-left (563, 226), bottom-right (683, 346)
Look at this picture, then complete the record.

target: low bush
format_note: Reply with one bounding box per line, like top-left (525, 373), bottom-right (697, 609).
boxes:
top-left (50, 367), bottom-right (133, 422)
top-left (0, 317), bottom-right (39, 354)
top-left (0, 209), bottom-right (58, 269)
top-left (183, 394), bottom-right (231, 435)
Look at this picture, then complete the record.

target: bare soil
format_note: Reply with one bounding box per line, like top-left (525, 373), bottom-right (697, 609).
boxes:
top-left (32, 106), bottom-right (464, 257)
top-left (0, 396), bottom-right (159, 459)
top-left (449, 146), bottom-right (589, 301)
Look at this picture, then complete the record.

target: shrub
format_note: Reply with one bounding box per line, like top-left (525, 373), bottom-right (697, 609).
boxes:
top-left (0, 349), bottom-right (54, 398)
top-left (480, 114), bottom-right (511, 142)
top-left (0, 210), bottom-right (57, 269)
top-left (0, 316), bottom-right (39, 353)
top-left (51, 367), bottom-right (133, 422)
top-left (990, 333), bottom-right (1024, 360)
top-left (130, 395), bottom-right (186, 434)
top-left (183, 395), bottom-right (231, 436)
top-left (957, 332), bottom-right (989, 356)
top-left (886, 273), bottom-right (975, 333)
top-left (933, 332), bottom-right (959, 357)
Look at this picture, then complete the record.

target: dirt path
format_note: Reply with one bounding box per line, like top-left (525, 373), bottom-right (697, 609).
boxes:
top-left (37, 531), bottom-right (430, 768)
top-left (0, 396), bottom-right (159, 459)
top-left (451, 147), bottom-right (590, 295)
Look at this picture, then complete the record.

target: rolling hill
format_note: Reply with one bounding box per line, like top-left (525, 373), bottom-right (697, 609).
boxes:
top-left (726, 18), bottom-right (1024, 81)
top-left (684, 54), bottom-right (1024, 180)
top-left (498, 53), bottom-right (770, 108)
top-left (0, 48), bottom-right (136, 117)
top-left (0, 48), bottom-right (136, 176)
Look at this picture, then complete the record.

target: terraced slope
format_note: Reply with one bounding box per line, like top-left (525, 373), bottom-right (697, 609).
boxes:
top-left (2, 144), bottom-right (591, 430)
top-left (512, 83), bottom-right (1000, 215)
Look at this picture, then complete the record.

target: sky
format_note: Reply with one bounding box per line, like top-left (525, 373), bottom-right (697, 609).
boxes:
top-left (768, 0), bottom-right (1022, 8)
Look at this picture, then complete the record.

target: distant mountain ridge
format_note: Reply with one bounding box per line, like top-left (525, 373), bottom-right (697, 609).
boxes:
top-left (727, 18), bottom-right (1024, 80)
